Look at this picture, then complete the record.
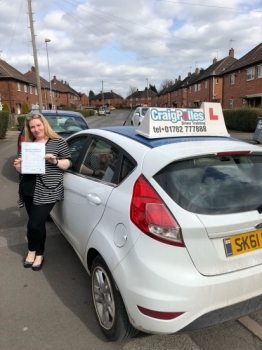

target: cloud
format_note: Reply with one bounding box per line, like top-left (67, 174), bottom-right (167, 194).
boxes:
top-left (0, 0), bottom-right (261, 97)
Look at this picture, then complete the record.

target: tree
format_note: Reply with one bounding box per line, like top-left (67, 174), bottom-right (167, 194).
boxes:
top-left (159, 79), bottom-right (173, 91)
top-left (127, 86), bottom-right (137, 97)
top-left (89, 90), bottom-right (95, 99)
top-left (2, 101), bottom-right (11, 113)
top-left (21, 102), bottom-right (29, 114)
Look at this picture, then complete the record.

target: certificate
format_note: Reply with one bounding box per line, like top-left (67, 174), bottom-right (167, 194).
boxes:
top-left (21, 142), bottom-right (45, 174)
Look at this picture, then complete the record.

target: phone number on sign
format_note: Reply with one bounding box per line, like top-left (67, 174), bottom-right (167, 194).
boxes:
top-left (152, 125), bottom-right (207, 133)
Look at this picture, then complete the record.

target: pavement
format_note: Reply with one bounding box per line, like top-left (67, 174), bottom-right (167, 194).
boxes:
top-left (227, 130), bottom-right (261, 145)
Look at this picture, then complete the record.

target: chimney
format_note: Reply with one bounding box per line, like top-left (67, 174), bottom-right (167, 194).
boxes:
top-left (175, 78), bottom-right (177, 83)
top-left (31, 66), bottom-right (35, 72)
top-left (53, 75), bottom-right (57, 83)
top-left (188, 72), bottom-right (191, 77)
top-left (64, 81), bottom-right (67, 85)
top-left (213, 57), bottom-right (217, 64)
top-left (195, 67), bottom-right (199, 75)
top-left (229, 48), bottom-right (234, 58)
top-left (61, 80), bottom-right (63, 84)
top-left (178, 75), bottom-right (181, 81)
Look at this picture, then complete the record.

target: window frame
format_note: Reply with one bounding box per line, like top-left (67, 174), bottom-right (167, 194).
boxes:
top-left (246, 67), bottom-right (255, 81)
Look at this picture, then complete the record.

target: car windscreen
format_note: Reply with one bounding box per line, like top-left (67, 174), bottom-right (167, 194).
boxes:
top-left (141, 108), bottom-right (149, 116)
top-left (45, 115), bottom-right (88, 133)
top-left (154, 154), bottom-right (262, 215)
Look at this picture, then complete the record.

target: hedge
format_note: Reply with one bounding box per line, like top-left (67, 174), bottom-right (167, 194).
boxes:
top-left (0, 111), bottom-right (9, 139)
top-left (223, 108), bottom-right (262, 132)
top-left (17, 115), bottom-right (26, 129)
top-left (76, 109), bottom-right (95, 118)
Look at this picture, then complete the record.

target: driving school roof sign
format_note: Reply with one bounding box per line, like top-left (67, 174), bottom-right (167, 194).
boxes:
top-left (136, 102), bottom-right (230, 139)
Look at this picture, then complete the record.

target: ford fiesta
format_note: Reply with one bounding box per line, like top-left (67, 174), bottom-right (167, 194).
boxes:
top-left (50, 103), bottom-right (262, 341)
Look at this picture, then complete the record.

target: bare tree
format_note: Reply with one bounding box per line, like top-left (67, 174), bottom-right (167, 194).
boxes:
top-left (127, 86), bottom-right (138, 97)
top-left (159, 79), bottom-right (173, 91)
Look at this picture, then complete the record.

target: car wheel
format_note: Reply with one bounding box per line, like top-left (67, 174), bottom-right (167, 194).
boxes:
top-left (91, 256), bottom-right (138, 341)
top-left (131, 120), bottom-right (134, 126)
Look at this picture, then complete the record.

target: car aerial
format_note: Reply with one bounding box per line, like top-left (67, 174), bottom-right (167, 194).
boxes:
top-left (104, 107), bottom-right (110, 114)
top-left (131, 106), bottom-right (149, 126)
top-left (50, 103), bottom-right (262, 341)
top-left (17, 110), bottom-right (89, 154)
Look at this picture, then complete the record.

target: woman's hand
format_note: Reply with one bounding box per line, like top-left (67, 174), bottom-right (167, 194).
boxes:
top-left (14, 158), bottom-right (22, 173)
top-left (44, 154), bottom-right (57, 165)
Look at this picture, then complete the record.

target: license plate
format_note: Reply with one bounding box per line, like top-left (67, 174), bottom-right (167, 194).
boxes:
top-left (224, 230), bottom-right (262, 257)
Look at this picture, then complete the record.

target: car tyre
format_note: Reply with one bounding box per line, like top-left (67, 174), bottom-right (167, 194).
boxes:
top-left (91, 256), bottom-right (139, 341)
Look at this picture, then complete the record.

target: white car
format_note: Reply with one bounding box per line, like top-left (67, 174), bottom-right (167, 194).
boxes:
top-left (131, 106), bottom-right (149, 126)
top-left (51, 103), bottom-right (262, 341)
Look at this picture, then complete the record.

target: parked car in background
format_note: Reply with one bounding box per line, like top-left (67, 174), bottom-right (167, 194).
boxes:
top-left (50, 103), bottom-right (262, 342)
top-left (110, 106), bottom-right (116, 111)
top-left (131, 106), bottom-right (149, 126)
top-left (17, 110), bottom-right (89, 154)
top-left (104, 107), bottom-right (110, 114)
top-left (98, 108), bottom-right (106, 116)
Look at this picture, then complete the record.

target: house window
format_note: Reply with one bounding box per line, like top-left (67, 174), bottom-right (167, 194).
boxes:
top-left (24, 85), bottom-right (27, 92)
top-left (197, 84), bottom-right (201, 91)
top-left (17, 83), bottom-right (21, 91)
top-left (258, 65), bottom-right (262, 78)
top-left (194, 84), bottom-right (197, 92)
top-left (35, 88), bottom-right (38, 95)
top-left (246, 67), bottom-right (255, 81)
top-left (189, 86), bottom-right (191, 93)
top-left (204, 81), bottom-right (207, 89)
top-left (230, 74), bottom-right (235, 85)
top-left (148, 97), bottom-right (151, 100)
top-left (229, 99), bottom-right (234, 108)
top-left (184, 88), bottom-right (187, 92)
top-left (30, 86), bottom-right (33, 94)
top-left (216, 78), bottom-right (219, 84)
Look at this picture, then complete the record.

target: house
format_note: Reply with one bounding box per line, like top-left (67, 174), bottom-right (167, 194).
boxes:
top-left (126, 89), bottom-right (156, 108)
top-left (0, 59), bottom-right (34, 114)
top-left (51, 76), bottom-right (81, 110)
top-left (90, 90), bottom-right (124, 108)
top-left (186, 49), bottom-right (237, 107)
top-left (221, 42), bottom-right (262, 108)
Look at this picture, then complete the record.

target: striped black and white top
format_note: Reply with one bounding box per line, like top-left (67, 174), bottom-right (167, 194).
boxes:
top-left (19, 138), bottom-right (71, 208)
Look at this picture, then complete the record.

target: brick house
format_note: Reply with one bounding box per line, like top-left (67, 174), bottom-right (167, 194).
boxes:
top-left (221, 42), bottom-right (262, 108)
top-left (186, 49), bottom-right (237, 107)
top-left (0, 59), bottom-right (36, 114)
top-left (50, 76), bottom-right (81, 109)
top-left (90, 90), bottom-right (124, 108)
top-left (126, 89), bottom-right (156, 108)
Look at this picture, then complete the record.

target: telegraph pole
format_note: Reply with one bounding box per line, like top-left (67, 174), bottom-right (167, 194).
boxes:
top-left (27, 0), bottom-right (43, 110)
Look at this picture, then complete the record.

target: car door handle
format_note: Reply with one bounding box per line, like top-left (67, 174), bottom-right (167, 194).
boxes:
top-left (87, 193), bottom-right (101, 205)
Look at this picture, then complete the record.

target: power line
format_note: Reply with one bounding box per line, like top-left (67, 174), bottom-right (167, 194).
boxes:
top-left (156, 1), bottom-right (262, 13)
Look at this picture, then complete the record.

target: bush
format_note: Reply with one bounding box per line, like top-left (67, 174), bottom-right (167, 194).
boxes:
top-left (0, 111), bottom-right (9, 139)
top-left (17, 116), bottom-right (26, 129)
top-left (223, 108), bottom-right (262, 132)
top-left (76, 109), bottom-right (95, 117)
top-left (21, 102), bottom-right (29, 114)
top-left (2, 101), bottom-right (11, 113)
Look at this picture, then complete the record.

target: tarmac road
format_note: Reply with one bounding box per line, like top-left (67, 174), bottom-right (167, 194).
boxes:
top-left (1, 112), bottom-right (262, 350)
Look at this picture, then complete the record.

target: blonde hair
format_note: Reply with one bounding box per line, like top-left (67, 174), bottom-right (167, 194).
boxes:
top-left (24, 113), bottom-right (62, 142)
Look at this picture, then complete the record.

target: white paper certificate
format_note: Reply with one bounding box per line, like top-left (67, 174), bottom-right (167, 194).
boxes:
top-left (21, 142), bottom-right (45, 174)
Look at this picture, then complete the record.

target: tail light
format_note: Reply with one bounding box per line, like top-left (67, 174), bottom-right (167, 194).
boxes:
top-left (130, 175), bottom-right (184, 247)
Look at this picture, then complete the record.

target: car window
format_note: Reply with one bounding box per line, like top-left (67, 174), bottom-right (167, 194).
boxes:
top-left (67, 136), bottom-right (88, 168)
top-left (80, 138), bottom-right (119, 184)
top-left (141, 108), bottom-right (148, 116)
top-left (154, 154), bottom-right (262, 215)
top-left (120, 155), bottom-right (136, 182)
top-left (45, 115), bottom-right (88, 133)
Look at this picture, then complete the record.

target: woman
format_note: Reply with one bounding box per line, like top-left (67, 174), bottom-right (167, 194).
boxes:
top-left (13, 113), bottom-right (71, 271)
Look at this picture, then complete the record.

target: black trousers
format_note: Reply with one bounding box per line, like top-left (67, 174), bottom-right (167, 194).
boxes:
top-left (23, 196), bottom-right (55, 256)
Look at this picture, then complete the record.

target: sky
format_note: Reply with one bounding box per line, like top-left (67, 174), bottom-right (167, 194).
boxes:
top-left (0, 0), bottom-right (262, 98)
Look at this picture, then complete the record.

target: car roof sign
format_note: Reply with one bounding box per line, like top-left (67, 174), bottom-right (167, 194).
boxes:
top-left (135, 102), bottom-right (230, 139)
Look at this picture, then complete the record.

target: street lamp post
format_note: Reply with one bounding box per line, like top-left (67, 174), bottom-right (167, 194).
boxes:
top-left (45, 38), bottom-right (53, 109)
top-left (146, 78), bottom-right (149, 105)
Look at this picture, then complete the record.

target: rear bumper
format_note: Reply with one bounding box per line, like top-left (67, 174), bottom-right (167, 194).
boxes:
top-left (112, 233), bottom-right (262, 334)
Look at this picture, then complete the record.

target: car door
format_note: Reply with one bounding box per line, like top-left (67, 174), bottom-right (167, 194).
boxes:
top-left (60, 136), bottom-right (120, 259)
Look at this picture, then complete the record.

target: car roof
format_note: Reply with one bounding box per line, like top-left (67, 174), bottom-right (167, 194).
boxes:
top-left (101, 126), bottom-right (239, 149)
top-left (30, 110), bottom-right (85, 118)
